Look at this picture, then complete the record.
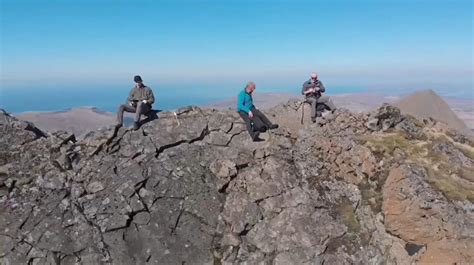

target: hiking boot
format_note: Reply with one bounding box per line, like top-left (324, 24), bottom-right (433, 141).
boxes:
top-left (269, 124), bottom-right (279, 130)
top-left (133, 122), bottom-right (140, 131)
top-left (115, 123), bottom-right (122, 129)
top-left (252, 132), bottom-right (264, 142)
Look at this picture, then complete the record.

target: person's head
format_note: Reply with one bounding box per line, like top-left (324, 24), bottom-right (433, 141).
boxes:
top-left (245, 81), bottom-right (256, 94)
top-left (310, 72), bottom-right (318, 82)
top-left (134, 75), bottom-right (143, 86)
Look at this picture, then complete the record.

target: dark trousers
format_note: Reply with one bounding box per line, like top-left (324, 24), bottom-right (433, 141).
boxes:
top-left (117, 101), bottom-right (151, 125)
top-left (239, 108), bottom-right (273, 139)
top-left (306, 95), bottom-right (336, 118)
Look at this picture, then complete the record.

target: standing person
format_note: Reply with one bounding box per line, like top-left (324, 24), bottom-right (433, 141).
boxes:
top-left (116, 75), bottom-right (155, 130)
top-left (301, 72), bottom-right (336, 122)
top-left (237, 81), bottom-right (279, 142)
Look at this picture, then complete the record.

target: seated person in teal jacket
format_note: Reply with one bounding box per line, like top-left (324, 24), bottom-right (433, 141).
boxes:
top-left (237, 82), bottom-right (278, 142)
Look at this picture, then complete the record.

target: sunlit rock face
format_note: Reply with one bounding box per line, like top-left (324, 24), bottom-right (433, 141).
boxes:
top-left (1, 103), bottom-right (473, 264)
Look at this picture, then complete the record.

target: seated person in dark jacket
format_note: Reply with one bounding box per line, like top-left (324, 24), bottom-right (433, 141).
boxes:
top-left (301, 72), bottom-right (336, 122)
top-left (116, 75), bottom-right (155, 130)
top-left (237, 82), bottom-right (278, 142)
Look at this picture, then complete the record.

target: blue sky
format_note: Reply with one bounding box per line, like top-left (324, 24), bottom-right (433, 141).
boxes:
top-left (1, 0), bottom-right (473, 93)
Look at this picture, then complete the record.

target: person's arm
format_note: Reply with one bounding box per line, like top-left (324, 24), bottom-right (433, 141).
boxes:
top-left (318, 81), bottom-right (326, 93)
top-left (126, 87), bottom-right (135, 104)
top-left (302, 82), bottom-right (315, 95)
top-left (145, 88), bottom-right (155, 105)
top-left (237, 92), bottom-right (251, 113)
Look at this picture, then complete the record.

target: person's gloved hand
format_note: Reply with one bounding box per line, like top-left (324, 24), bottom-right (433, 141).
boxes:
top-left (248, 111), bottom-right (253, 119)
top-left (142, 100), bottom-right (147, 104)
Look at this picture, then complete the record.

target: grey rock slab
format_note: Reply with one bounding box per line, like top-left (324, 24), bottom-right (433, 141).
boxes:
top-left (132, 212), bottom-right (151, 225)
top-left (209, 159), bottom-right (237, 190)
top-left (86, 181), bottom-right (104, 194)
top-left (221, 192), bottom-right (262, 234)
top-left (0, 235), bottom-right (14, 257)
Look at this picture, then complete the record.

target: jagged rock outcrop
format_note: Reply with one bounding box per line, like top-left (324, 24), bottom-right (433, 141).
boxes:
top-left (0, 103), bottom-right (473, 264)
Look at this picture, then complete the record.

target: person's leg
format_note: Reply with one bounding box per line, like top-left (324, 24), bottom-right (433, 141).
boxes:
top-left (317, 96), bottom-right (336, 111)
top-left (252, 108), bottom-right (278, 129)
top-left (252, 115), bottom-right (267, 132)
top-left (315, 103), bottom-right (328, 117)
top-left (135, 102), bottom-right (151, 122)
top-left (252, 109), bottom-right (270, 126)
top-left (239, 111), bottom-right (258, 140)
top-left (306, 97), bottom-right (317, 121)
top-left (132, 102), bottom-right (151, 130)
top-left (117, 104), bottom-right (136, 125)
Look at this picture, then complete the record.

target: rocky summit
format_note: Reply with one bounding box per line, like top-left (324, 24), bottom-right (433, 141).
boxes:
top-left (1, 102), bottom-right (473, 265)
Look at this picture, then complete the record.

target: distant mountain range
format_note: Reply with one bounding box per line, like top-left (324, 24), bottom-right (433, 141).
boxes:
top-left (13, 90), bottom-right (473, 137)
top-left (14, 108), bottom-right (134, 137)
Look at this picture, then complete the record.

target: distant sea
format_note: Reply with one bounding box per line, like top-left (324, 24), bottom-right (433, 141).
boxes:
top-left (1, 83), bottom-right (472, 113)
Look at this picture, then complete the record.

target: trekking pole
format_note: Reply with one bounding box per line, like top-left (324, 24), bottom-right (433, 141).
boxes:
top-left (300, 97), bottom-right (305, 125)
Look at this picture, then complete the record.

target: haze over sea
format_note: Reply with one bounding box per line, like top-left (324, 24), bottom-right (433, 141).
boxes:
top-left (2, 82), bottom-right (473, 113)
top-left (0, 82), bottom-right (326, 113)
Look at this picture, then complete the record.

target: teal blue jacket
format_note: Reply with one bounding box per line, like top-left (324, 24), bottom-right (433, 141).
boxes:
top-left (237, 89), bottom-right (254, 113)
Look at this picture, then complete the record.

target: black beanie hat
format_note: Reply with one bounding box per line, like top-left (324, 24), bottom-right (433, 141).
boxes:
top-left (134, 75), bottom-right (143, 82)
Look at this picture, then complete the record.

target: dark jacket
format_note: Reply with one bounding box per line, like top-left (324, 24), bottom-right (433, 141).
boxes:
top-left (127, 85), bottom-right (155, 105)
top-left (301, 79), bottom-right (325, 98)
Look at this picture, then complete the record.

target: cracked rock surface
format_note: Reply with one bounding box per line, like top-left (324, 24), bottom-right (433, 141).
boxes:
top-left (1, 104), bottom-right (473, 264)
